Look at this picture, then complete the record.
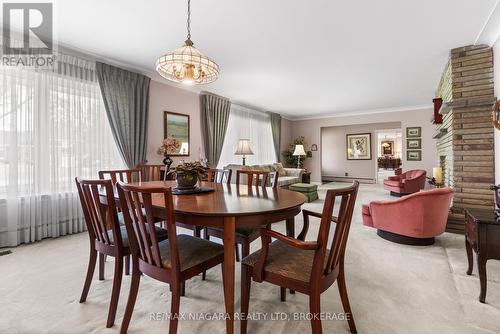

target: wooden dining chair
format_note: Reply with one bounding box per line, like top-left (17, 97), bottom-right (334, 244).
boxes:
top-left (98, 168), bottom-right (142, 184)
top-left (116, 181), bottom-right (225, 334)
top-left (241, 181), bottom-right (359, 334)
top-left (207, 168), bottom-right (232, 184)
top-left (75, 178), bottom-right (168, 328)
top-left (204, 170), bottom-right (279, 265)
top-left (139, 164), bottom-right (165, 181)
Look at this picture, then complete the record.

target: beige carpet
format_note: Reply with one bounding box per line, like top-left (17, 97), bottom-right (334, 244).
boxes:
top-left (1, 183), bottom-right (499, 334)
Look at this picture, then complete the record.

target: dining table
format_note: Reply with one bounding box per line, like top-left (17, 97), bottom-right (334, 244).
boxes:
top-left (103, 180), bottom-right (306, 334)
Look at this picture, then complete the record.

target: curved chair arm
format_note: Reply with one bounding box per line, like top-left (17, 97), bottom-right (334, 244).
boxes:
top-left (254, 228), bottom-right (319, 282)
top-left (387, 175), bottom-right (401, 181)
top-left (299, 210), bottom-right (338, 240)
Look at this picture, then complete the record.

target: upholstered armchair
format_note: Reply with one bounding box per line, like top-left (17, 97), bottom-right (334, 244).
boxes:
top-left (383, 169), bottom-right (426, 196)
top-left (362, 188), bottom-right (453, 245)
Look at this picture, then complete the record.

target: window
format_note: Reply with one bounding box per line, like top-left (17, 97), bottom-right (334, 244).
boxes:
top-left (217, 104), bottom-right (276, 167)
top-left (0, 54), bottom-right (124, 246)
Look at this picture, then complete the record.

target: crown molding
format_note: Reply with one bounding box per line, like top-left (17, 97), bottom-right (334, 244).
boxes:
top-left (475, 0), bottom-right (500, 45)
top-left (285, 104), bottom-right (433, 121)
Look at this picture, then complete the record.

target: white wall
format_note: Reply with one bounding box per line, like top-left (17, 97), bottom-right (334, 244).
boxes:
top-left (147, 81), bottom-right (203, 165)
top-left (494, 36), bottom-right (500, 183)
top-left (290, 107), bottom-right (437, 182)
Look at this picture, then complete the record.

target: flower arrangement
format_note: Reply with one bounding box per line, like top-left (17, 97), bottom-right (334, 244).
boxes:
top-left (157, 138), bottom-right (181, 156)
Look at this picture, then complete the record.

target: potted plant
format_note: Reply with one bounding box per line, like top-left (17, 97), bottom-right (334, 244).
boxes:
top-left (282, 136), bottom-right (313, 168)
top-left (157, 138), bottom-right (181, 171)
top-left (168, 161), bottom-right (207, 190)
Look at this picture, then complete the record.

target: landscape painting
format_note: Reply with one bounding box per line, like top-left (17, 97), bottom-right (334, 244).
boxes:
top-left (164, 111), bottom-right (190, 156)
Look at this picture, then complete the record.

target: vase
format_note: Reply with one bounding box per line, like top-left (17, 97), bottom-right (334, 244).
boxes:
top-left (176, 172), bottom-right (198, 190)
top-left (163, 154), bottom-right (173, 173)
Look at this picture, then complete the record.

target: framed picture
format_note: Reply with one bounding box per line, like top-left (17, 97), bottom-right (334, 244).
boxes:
top-left (311, 144), bottom-right (318, 151)
top-left (407, 150), bottom-right (422, 161)
top-left (164, 111), bottom-right (190, 156)
top-left (406, 138), bottom-right (422, 149)
top-left (346, 133), bottom-right (372, 160)
top-left (381, 140), bottom-right (394, 155)
top-left (406, 127), bottom-right (421, 138)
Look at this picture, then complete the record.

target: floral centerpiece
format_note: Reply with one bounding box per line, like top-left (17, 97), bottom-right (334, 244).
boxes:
top-left (157, 138), bottom-right (181, 170)
top-left (168, 161), bottom-right (207, 190)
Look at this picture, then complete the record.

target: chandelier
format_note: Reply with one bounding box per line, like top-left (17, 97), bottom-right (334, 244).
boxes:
top-left (156, 0), bottom-right (219, 85)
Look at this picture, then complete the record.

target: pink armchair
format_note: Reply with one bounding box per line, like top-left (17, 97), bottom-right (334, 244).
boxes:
top-left (362, 188), bottom-right (453, 245)
top-left (383, 169), bottom-right (426, 196)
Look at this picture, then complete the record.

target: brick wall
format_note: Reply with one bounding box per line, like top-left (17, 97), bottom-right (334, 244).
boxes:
top-left (435, 44), bottom-right (495, 234)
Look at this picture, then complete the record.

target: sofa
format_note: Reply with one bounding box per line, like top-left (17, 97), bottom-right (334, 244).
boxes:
top-left (362, 188), bottom-right (453, 245)
top-left (383, 169), bottom-right (426, 196)
top-left (224, 163), bottom-right (303, 188)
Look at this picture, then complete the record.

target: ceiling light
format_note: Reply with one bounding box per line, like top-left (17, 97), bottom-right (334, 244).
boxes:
top-left (156, 0), bottom-right (219, 85)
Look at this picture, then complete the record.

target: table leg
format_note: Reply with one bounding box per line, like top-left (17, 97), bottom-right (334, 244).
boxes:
top-left (286, 217), bottom-right (295, 238)
top-left (478, 253), bottom-right (487, 303)
top-left (465, 236), bottom-right (473, 275)
top-left (286, 217), bottom-right (296, 295)
top-left (223, 217), bottom-right (236, 334)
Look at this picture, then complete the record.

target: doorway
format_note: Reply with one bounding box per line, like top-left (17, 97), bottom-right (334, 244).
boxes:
top-left (375, 129), bottom-right (403, 184)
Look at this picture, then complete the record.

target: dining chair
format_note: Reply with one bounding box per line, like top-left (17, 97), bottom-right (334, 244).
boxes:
top-left (98, 168), bottom-right (142, 184)
top-left (116, 181), bottom-right (225, 334)
top-left (204, 170), bottom-right (279, 265)
top-left (139, 164), bottom-right (165, 181)
top-left (207, 168), bottom-right (232, 184)
top-left (75, 178), bottom-right (168, 328)
top-left (240, 181), bottom-right (359, 334)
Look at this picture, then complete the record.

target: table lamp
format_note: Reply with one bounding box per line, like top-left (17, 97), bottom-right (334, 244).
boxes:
top-left (180, 142), bottom-right (189, 155)
top-left (433, 167), bottom-right (443, 188)
top-left (293, 144), bottom-right (306, 168)
top-left (235, 139), bottom-right (253, 165)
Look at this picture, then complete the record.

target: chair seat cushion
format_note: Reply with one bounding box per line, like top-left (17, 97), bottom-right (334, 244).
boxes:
top-left (383, 180), bottom-right (402, 188)
top-left (107, 225), bottom-right (168, 247)
top-left (158, 234), bottom-right (224, 271)
top-left (242, 240), bottom-right (328, 283)
top-left (207, 226), bottom-right (260, 238)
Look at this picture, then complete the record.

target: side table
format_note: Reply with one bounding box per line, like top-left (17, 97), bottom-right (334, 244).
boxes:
top-left (465, 208), bottom-right (500, 303)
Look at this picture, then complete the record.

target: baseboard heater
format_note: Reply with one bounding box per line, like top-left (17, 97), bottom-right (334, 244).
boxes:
top-left (322, 175), bottom-right (375, 184)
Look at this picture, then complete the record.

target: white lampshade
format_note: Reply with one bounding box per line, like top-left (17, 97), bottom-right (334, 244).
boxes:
top-left (180, 142), bottom-right (189, 154)
top-left (433, 167), bottom-right (443, 184)
top-left (293, 144), bottom-right (306, 156)
top-left (235, 139), bottom-right (254, 155)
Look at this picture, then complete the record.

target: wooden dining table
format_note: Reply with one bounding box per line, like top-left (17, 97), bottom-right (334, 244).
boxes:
top-left (103, 180), bottom-right (306, 334)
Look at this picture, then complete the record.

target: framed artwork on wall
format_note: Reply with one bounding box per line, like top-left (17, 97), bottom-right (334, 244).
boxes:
top-left (406, 138), bottom-right (422, 149)
top-left (406, 126), bottom-right (421, 137)
top-left (381, 140), bottom-right (394, 155)
top-left (311, 144), bottom-right (318, 151)
top-left (346, 133), bottom-right (372, 160)
top-left (407, 150), bottom-right (422, 161)
top-left (164, 111), bottom-right (190, 156)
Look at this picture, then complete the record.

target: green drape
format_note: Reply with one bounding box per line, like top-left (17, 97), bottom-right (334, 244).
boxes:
top-left (96, 62), bottom-right (150, 168)
top-left (200, 92), bottom-right (231, 167)
top-left (270, 113), bottom-right (282, 161)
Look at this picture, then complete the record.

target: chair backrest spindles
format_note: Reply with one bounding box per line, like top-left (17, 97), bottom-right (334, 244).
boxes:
top-left (75, 178), bottom-right (122, 248)
top-left (139, 164), bottom-right (165, 181)
top-left (208, 169), bottom-right (232, 184)
top-left (236, 170), bottom-right (270, 188)
top-left (117, 182), bottom-right (180, 276)
top-left (98, 168), bottom-right (142, 184)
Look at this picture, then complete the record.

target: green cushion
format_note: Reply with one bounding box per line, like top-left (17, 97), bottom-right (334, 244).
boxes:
top-left (289, 183), bottom-right (318, 191)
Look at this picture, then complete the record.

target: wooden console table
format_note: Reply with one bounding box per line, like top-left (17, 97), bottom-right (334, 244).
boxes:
top-left (465, 208), bottom-right (500, 303)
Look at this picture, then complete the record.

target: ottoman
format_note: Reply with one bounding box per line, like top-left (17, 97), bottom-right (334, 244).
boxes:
top-left (289, 183), bottom-right (319, 202)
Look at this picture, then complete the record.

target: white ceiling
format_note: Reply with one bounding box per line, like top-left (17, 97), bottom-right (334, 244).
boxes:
top-left (50, 0), bottom-right (499, 118)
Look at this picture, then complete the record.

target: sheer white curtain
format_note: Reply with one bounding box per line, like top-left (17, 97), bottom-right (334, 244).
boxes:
top-left (217, 104), bottom-right (276, 167)
top-left (0, 54), bottom-right (124, 247)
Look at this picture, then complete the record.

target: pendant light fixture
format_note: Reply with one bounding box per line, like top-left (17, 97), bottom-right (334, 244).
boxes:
top-left (156, 0), bottom-right (219, 85)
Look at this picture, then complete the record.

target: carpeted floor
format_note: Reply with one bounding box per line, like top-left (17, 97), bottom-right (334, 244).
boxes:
top-left (1, 182), bottom-right (499, 334)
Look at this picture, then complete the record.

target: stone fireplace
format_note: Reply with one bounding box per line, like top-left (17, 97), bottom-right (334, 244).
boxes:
top-left (435, 44), bottom-right (495, 233)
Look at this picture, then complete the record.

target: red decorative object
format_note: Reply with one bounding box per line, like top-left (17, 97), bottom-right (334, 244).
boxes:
top-left (432, 98), bottom-right (443, 124)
